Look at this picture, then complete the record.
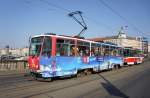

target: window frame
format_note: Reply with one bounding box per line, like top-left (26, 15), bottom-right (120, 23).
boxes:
top-left (56, 38), bottom-right (75, 56)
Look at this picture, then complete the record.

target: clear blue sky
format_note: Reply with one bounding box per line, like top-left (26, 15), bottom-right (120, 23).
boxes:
top-left (0, 0), bottom-right (150, 48)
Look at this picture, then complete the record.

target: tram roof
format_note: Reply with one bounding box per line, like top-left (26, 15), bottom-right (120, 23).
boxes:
top-left (32, 34), bottom-right (97, 43)
top-left (32, 34), bottom-right (121, 48)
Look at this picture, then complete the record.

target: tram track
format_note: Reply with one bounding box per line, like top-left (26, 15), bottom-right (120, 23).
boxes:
top-left (0, 63), bottom-right (144, 98)
top-left (0, 57), bottom-right (149, 98)
top-left (0, 75), bottom-right (48, 92)
top-left (23, 64), bottom-right (148, 98)
top-left (76, 65), bottom-right (150, 98)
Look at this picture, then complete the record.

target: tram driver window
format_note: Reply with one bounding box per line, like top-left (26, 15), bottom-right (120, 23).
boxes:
top-left (42, 37), bottom-right (52, 57)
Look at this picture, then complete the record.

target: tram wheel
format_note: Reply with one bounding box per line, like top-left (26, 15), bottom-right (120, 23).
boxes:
top-left (43, 78), bottom-right (53, 82)
top-left (77, 71), bottom-right (85, 77)
top-left (84, 69), bottom-right (92, 75)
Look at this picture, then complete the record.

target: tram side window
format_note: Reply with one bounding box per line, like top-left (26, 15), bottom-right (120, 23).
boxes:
top-left (117, 48), bottom-right (123, 56)
top-left (97, 46), bottom-right (102, 56)
top-left (101, 45), bottom-right (105, 56)
top-left (56, 39), bottom-right (75, 56)
top-left (99, 44), bottom-right (106, 56)
top-left (104, 45), bottom-right (110, 56)
top-left (77, 41), bottom-right (90, 56)
top-left (91, 43), bottom-right (100, 56)
top-left (42, 37), bottom-right (52, 56)
top-left (110, 47), bottom-right (116, 56)
top-left (123, 49), bottom-right (131, 57)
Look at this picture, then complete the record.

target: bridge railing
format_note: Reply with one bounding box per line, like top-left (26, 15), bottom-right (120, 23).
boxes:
top-left (0, 60), bottom-right (28, 71)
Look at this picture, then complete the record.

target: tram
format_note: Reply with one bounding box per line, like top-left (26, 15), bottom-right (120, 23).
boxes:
top-left (28, 33), bottom-right (123, 80)
top-left (123, 47), bottom-right (144, 65)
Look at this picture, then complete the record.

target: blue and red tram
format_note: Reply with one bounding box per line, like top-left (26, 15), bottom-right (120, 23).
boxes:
top-left (28, 33), bottom-right (123, 79)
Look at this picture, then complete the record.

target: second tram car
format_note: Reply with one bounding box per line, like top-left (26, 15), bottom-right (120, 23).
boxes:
top-left (123, 47), bottom-right (144, 65)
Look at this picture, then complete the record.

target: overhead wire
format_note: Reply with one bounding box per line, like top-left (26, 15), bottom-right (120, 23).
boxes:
top-left (84, 15), bottom-right (114, 32)
top-left (24, 0), bottom-right (148, 39)
top-left (97, 0), bottom-right (149, 38)
top-left (39, 0), bottom-right (114, 34)
top-left (23, 0), bottom-right (55, 12)
top-left (39, 0), bottom-right (71, 13)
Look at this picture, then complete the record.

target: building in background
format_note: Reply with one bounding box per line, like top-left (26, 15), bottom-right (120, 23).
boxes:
top-left (0, 47), bottom-right (29, 56)
top-left (136, 37), bottom-right (148, 54)
top-left (89, 27), bottom-right (148, 54)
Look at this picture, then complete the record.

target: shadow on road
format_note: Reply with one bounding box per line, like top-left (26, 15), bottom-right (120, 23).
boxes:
top-left (99, 74), bottom-right (129, 98)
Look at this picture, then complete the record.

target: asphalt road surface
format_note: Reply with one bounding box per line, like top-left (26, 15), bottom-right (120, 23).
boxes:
top-left (0, 56), bottom-right (150, 98)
